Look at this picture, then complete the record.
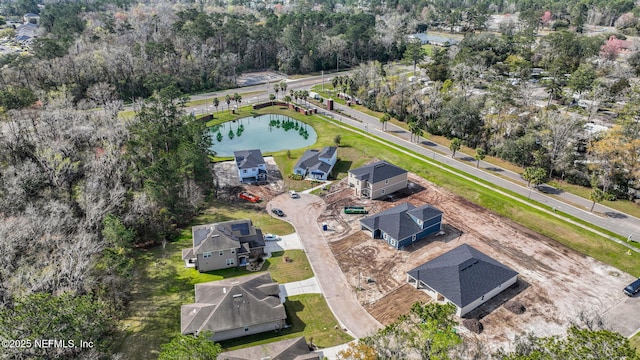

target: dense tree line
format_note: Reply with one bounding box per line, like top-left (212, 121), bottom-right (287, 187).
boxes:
top-left (0, 87), bottom-right (213, 358)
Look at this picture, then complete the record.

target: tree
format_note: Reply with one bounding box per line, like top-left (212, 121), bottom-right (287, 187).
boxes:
top-left (522, 167), bottom-right (547, 197)
top-left (338, 341), bottom-right (378, 360)
top-left (450, 138), bottom-right (462, 157)
top-left (589, 188), bottom-right (606, 212)
top-left (269, 93), bottom-right (276, 105)
top-left (284, 95), bottom-right (292, 104)
top-left (273, 83), bottom-right (280, 99)
top-left (225, 94), bottom-right (231, 113)
top-left (334, 134), bottom-right (342, 146)
top-left (568, 64), bottom-right (596, 99)
top-left (380, 113), bottom-right (390, 131)
top-left (600, 35), bottom-right (625, 61)
top-left (404, 40), bottom-right (426, 76)
top-left (279, 81), bottom-right (288, 96)
top-left (213, 97), bottom-right (219, 113)
top-left (474, 148), bottom-right (486, 167)
top-left (158, 331), bottom-right (222, 360)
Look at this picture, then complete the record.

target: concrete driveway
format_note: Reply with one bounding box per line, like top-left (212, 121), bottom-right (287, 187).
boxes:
top-left (264, 233), bottom-right (303, 255)
top-left (279, 277), bottom-right (321, 303)
top-left (602, 293), bottom-right (640, 337)
top-left (268, 193), bottom-right (383, 338)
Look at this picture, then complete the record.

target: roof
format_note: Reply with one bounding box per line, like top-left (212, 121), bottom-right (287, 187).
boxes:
top-left (189, 219), bottom-right (265, 256)
top-left (181, 272), bottom-right (286, 335)
top-left (349, 160), bottom-right (407, 183)
top-left (218, 336), bottom-right (320, 360)
top-left (360, 203), bottom-right (442, 241)
top-left (234, 149), bottom-right (265, 170)
top-left (409, 33), bottom-right (459, 45)
top-left (294, 146), bottom-right (336, 175)
top-left (407, 244), bottom-right (518, 308)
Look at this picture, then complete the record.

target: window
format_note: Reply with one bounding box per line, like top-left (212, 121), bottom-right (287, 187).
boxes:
top-left (231, 249), bottom-right (235, 254)
top-left (243, 169), bottom-right (247, 173)
top-left (244, 327), bottom-right (249, 332)
top-left (385, 179), bottom-right (389, 184)
top-left (203, 252), bottom-right (212, 258)
top-left (412, 234), bottom-right (417, 242)
top-left (481, 295), bottom-right (485, 301)
top-left (219, 251), bottom-right (224, 256)
top-left (381, 189), bottom-right (385, 195)
top-left (226, 259), bottom-right (235, 266)
top-left (390, 238), bottom-right (397, 247)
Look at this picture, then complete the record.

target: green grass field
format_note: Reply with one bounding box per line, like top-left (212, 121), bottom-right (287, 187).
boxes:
top-left (631, 332), bottom-right (640, 352)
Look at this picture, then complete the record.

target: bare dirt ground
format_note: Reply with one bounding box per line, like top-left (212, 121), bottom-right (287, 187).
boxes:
top-left (213, 156), bottom-right (285, 206)
top-left (322, 172), bottom-right (635, 350)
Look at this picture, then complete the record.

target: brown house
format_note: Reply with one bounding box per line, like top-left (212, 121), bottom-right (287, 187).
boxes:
top-left (348, 160), bottom-right (408, 199)
top-left (181, 272), bottom-right (287, 341)
top-left (182, 220), bottom-right (265, 272)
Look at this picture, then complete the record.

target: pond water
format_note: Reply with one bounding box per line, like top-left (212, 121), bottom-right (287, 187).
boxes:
top-left (209, 114), bottom-right (317, 157)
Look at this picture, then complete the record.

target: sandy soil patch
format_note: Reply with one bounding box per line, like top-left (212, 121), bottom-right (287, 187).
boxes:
top-left (321, 172), bottom-right (633, 350)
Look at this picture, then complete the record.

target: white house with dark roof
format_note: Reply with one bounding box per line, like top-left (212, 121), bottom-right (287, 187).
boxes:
top-left (348, 160), bottom-right (408, 199)
top-left (182, 219), bottom-right (265, 272)
top-left (360, 202), bottom-right (443, 249)
top-left (218, 336), bottom-right (320, 360)
top-left (406, 244), bottom-right (518, 316)
top-left (293, 146), bottom-right (337, 180)
top-left (234, 149), bottom-right (266, 183)
top-left (181, 272), bottom-right (287, 341)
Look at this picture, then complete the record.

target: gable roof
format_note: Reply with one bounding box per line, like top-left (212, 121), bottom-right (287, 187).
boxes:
top-left (190, 220), bottom-right (265, 255)
top-left (181, 272), bottom-right (286, 335)
top-left (234, 149), bottom-right (265, 169)
top-left (360, 203), bottom-right (442, 241)
top-left (407, 244), bottom-right (518, 308)
top-left (218, 336), bottom-right (320, 360)
top-left (349, 161), bottom-right (407, 183)
top-left (294, 146), bottom-right (336, 174)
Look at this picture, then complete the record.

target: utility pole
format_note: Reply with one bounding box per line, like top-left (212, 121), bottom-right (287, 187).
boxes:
top-left (336, 53), bottom-right (339, 72)
top-left (321, 70), bottom-right (324, 91)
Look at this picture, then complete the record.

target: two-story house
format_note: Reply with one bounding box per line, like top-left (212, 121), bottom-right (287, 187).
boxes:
top-left (360, 202), bottom-right (443, 249)
top-left (182, 219), bottom-right (265, 272)
top-left (234, 149), bottom-right (267, 183)
top-left (293, 146), bottom-right (337, 180)
top-left (348, 160), bottom-right (408, 199)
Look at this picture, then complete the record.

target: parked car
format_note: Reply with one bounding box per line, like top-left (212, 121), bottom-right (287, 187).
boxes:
top-left (289, 190), bottom-right (299, 199)
top-left (264, 233), bottom-right (280, 241)
top-left (624, 278), bottom-right (640, 296)
top-left (272, 208), bottom-right (285, 217)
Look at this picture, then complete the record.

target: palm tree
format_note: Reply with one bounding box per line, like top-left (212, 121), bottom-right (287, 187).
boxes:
top-left (225, 94), bottom-right (231, 113)
top-left (302, 90), bottom-right (309, 106)
top-left (331, 77), bottom-right (339, 91)
top-left (269, 93), bottom-right (276, 105)
top-left (213, 97), bottom-right (219, 113)
top-left (284, 95), bottom-right (291, 104)
top-left (380, 113), bottom-right (390, 131)
top-left (233, 93), bottom-right (242, 107)
top-left (449, 138), bottom-right (462, 157)
top-left (280, 81), bottom-right (287, 96)
top-left (273, 84), bottom-right (280, 99)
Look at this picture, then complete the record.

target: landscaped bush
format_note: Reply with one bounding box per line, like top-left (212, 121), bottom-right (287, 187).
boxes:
top-left (463, 318), bottom-right (483, 334)
top-left (505, 300), bottom-right (526, 314)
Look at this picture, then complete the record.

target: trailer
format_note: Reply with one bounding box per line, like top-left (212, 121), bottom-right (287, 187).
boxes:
top-left (344, 206), bottom-right (368, 214)
top-left (239, 192), bottom-right (261, 203)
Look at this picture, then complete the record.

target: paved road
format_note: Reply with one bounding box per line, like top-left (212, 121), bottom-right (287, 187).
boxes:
top-left (320, 102), bottom-right (640, 245)
top-left (268, 193), bottom-right (383, 339)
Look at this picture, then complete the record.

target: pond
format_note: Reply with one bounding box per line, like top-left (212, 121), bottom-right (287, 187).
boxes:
top-left (209, 114), bottom-right (317, 157)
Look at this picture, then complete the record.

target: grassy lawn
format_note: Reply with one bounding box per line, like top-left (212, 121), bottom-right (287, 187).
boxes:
top-left (220, 294), bottom-right (353, 350)
top-left (266, 250), bottom-right (314, 283)
top-left (631, 332), bottom-right (640, 352)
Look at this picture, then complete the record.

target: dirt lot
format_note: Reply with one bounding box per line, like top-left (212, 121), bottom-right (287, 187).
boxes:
top-left (213, 156), bottom-right (285, 205)
top-left (322, 172), bottom-right (635, 349)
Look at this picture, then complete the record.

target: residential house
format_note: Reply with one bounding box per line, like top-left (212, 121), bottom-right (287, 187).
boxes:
top-left (234, 149), bottom-right (267, 183)
top-left (218, 336), bottom-right (320, 360)
top-left (181, 272), bottom-right (287, 341)
top-left (15, 23), bottom-right (37, 45)
top-left (406, 244), bottom-right (518, 316)
top-left (408, 33), bottom-right (459, 46)
top-left (293, 146), bottom-right (337, 180)
top-left (360, 202), bottom-right (443, 249)
top-left (182, 219), bottom-right (265, 272)
top-left (348, 160), bottom-right (408, 199)
top-left (23, 13), bottom-right (40, 24)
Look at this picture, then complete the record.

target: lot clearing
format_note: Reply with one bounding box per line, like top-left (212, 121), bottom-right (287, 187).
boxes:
top-left (321, 172), bottom-right (636, 349)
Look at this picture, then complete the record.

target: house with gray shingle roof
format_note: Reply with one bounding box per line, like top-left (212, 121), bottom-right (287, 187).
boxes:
top-left (234, 149), bottom-right (267, 183)
top-left (182, 219), bottom-right (265, 272)
top-left (348, 160), bottom-right (408, 199)
top-left (181, 272), bottom-right (287, 341)
top-left (218, 336), bottom-right (320, 360)
top-left (406, 244), bottom-right (518, 316)
top-left (408, 33), bottom-right (459, 46)
top-left (293, 146), bottom-right (337, 180)
top-left (360, 202), bottom-right (443, 249)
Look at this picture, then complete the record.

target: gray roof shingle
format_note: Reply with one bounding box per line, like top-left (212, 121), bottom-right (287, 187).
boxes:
top-left (234, 149), bottom-right (265, 169)
top-left (218, 336), bottom-right (320, 360)
top-left (360, 203), bottom-right (442, 241)
top-left (407, 244), bottom-right (518, 308)
top-left (349, 161), bottom-right (407, 183)
top-left (294, 146), bottom-right (336, 175)
top-left (191, 220), bottom-right (265, 255)
top-left (181, 272), bottom-right (286, 335)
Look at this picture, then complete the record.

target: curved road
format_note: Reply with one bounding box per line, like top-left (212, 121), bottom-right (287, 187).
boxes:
top-left (268, 193), bottom-right (383, 339)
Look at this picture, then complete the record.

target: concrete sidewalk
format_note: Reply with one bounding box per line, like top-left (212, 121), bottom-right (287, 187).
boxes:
top-left (279, 277), bottom-right (321, 303)
top-left (264, 233), bottom-right (303, 255)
